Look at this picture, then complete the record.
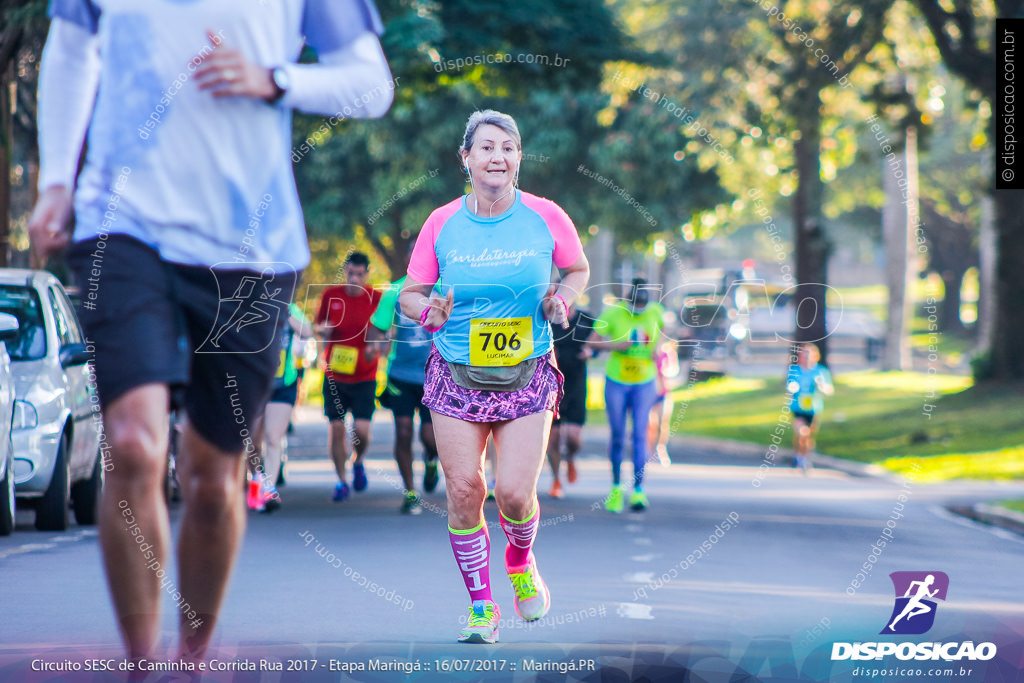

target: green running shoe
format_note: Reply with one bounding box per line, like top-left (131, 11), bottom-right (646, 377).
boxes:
top-left (605, 485), bottom-right (624, 513)
top-left (506, 550), bottom-right (551, 621)
top-left (400, 490), bottom-right (422, 515)
top-left (458, 600), bottom-right (500, 644)
top-left (423, 460), bottom-right (439, 493)
top-left (630, 489), bottom-right (649, 512)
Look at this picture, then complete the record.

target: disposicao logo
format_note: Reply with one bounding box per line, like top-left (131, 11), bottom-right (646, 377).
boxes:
top-left (881, 571), bottom-right (949, 635)
top-left (831, 571), bottom-right (997, 663)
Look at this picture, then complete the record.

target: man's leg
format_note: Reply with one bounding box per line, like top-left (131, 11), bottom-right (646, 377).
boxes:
top-left (329, 420), bottom-right (350, 482)
top-left (261, 402), bottom-right (293, 492)
top-left (352, 418), bottom-right (372, 464)
top-left (546, 424), bottom-right (562, 480)
top-left (395, 416), bottom-right (415, 491)
top-left (99, 383), bottom-right (172, 660)
top-left (177, 423), bottom-right (248, 659)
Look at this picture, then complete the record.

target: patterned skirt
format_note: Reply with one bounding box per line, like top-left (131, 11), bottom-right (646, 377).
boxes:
top-left (422, 346), bottom-right (564, 423)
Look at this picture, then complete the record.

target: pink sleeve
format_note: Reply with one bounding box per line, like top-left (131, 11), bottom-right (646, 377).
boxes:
top-left (522, 194), bottom-right (583, 268)
top-left (407, 214), bottom-right (440, 285)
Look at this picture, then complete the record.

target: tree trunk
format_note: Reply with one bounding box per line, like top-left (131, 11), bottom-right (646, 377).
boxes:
top-left (938, 266), bottom-right (966, 334)
top-left (991, 186), bottom-right (1024, 380)
top-left (792, 96), bottom-right (830, 362)
top-left (881, 128), bottom-right (915, 370)
top-left (976, 189), bottom-right (996, 353)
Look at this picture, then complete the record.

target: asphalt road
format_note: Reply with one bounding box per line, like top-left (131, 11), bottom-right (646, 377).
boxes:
top-left (1, 406), bottom-right (1022, 682)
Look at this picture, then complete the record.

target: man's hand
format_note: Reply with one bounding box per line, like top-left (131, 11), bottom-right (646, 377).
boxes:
top-left (28, 185), bottom-right (73, 268)
top-left (194, 30), bottom-right (277, 100)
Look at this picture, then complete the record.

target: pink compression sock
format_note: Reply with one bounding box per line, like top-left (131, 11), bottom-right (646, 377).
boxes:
top-left (500, 504), bottom-right (539, 568)
top-left (448, 522), bottom-right (492, 602)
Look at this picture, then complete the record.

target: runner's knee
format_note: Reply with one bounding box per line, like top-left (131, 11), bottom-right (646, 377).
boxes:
top-left (104, 423), bottom-right (168, 483)
top-left (493, 484), bottom-right (534, 518)
top-left (446, 474), bottom-right (486, 513)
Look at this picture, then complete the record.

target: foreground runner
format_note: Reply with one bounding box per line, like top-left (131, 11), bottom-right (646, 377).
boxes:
top-left (399, 110), bottom-right (589, 644)
top-left (28, 0), bottom-right (392, 660)
top-left (369, 256), bottom-right (439, 515)
top-left (786, 342), bottom-right (834, 471)
top-left (594, 279), bottom-right (665, 513)
top-left (314, 252), bottom-right (382, 502)
top-left (547, 299), bottom-right (597, 498)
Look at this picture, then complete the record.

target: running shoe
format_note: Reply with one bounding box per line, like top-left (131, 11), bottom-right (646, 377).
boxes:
top-left (332, 481), bottom-right (350, 502)
top-left (630, 489), bottom-right (649, 512)
top-left (505, 550), bottom-right (551, 621)
top-left (261, 485), bottom-right (282, 513)
top-left (486, 478), bottom-right (496, 501)
top-left (246, 477), bottom-right (264, 512)
top-left (423, 460), bottom-right (439, 493)
top-left (352, 463), bottom-right (368, 492)
top-left (401, 490), bottom-right (422, 515)
top-left (655, 444), bottom-right (671, 467)
top-left (549, 479), bottom-right (563, 499)
top-left (605, 485), bottom-right (624, 514)
top-left (566, 457), bottom-right (578, 484)
top-left (457, 600), bottom-right (500, 644)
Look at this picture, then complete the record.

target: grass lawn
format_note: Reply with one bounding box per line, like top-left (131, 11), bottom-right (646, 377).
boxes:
top-left (667, 371), bottom-right (1024, 481)
top-left (997, 499), bottom-right (1024, 515)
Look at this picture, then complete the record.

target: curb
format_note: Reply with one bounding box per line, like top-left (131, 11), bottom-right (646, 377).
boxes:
top-left (672, 434), bottom-right (890, 479)
top-left (948, 503), bottom-right (1024, 538)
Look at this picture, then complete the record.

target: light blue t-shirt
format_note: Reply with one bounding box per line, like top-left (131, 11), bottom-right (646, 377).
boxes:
top-left (50, 0), bottom-right (383, 270)
top-left (407, 191), bottom-right (583, 366)
top-left (787, 363), bottom-right (833, 414)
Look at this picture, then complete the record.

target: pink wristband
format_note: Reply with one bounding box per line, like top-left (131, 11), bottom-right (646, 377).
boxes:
top-left (420, 305), bottom-right (445, 333)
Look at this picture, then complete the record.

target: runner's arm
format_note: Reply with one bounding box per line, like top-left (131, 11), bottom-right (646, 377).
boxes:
top-left (27, 18), bottom-right (102, 265)
top-left (399, 278), bottom-right (452, 331)
top-left (36, 18), bottom-right (100, 191)
top-left (277, 0), bottom-right (392, 117)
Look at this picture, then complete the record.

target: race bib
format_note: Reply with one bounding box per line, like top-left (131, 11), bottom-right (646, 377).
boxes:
top-left (275, 349), bottom-right (287, 378)
top-left (329, 345), bottom-right (358, 375)
top-left (619, 357), bottom-right (648, 383)
top-left (469, 317), bottom-right (534, 367)
top-left (798, 394), bottom-right (814, 412)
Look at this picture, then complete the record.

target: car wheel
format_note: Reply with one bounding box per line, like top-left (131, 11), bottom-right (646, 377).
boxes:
top-left (71, 447), bottom-right (103, 526)
top-left (36, 435), bottom-right (70, 531)
top-left (0, 443), bottom-right (15, 536)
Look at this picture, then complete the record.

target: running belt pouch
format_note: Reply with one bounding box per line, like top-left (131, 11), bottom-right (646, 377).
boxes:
top-left (447, 358), bottom-right (538, 392)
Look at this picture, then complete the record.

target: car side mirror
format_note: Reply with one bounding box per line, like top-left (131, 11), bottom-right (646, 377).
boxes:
top-left (0, 313), bottom-right (19, 343)
top-left (60, 342), bottom-right (92, 368)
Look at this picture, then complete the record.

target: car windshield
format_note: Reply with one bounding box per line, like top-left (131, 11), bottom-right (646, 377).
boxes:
top-left (0, 284), bottom-right (47, 361)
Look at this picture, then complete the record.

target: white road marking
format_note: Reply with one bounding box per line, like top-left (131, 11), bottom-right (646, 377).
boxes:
top-left (616, 603), bottom-right (655, 619)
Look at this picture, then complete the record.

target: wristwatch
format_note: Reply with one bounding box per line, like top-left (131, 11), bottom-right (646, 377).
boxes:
top-left (268, 66), bottom-right (289, 104)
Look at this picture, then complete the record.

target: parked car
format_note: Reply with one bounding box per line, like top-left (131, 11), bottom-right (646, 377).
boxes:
top-left (0, 270), bottom-right (102, 531)
top-left (0, 312), bottom-right (20, 535)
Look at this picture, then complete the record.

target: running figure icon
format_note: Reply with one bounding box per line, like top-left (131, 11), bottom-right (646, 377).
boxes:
top-left (881, 571), bottom-right (949, 635)
top-left (203, 267), bottom-right (285, 351)
top-left (888, 574), bottom-right (938, 631)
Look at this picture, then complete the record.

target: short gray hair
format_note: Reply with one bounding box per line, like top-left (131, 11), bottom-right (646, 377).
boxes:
top-left (459, 110), bottom-right (522, 157)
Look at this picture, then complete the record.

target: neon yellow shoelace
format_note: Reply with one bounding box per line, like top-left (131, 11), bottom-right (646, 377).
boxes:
top-left (468, 604), bottom-right (496, 628)
top-left (509, 571), bottom-right (537, 600)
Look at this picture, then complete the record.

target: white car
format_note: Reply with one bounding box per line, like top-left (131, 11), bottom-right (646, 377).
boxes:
top-left (0, 270), bottom-right (103, 531)
top-left (0, 312), bottom-right (20, 535)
